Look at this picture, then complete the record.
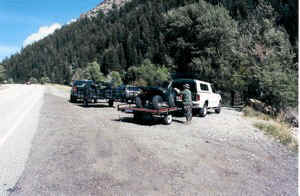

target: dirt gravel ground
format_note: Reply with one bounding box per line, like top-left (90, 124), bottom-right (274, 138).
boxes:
top-left (10, 86), bottom-right (298, 196)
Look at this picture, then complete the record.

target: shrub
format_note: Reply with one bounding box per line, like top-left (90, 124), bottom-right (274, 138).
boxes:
top-left (40, 76), bottom-right (51, 84)
top-left (29, 77), bottom-right (38, 84)
top-left (242, 106), bottom-right (271, 121)
top-left (107, 71), bottom-right (123, 87)
top-left (126, 59), bottom-right (170, 86)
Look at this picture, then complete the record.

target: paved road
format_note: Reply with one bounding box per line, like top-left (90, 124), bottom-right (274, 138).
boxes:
top-left (0, 84), bottom-right (44, 195)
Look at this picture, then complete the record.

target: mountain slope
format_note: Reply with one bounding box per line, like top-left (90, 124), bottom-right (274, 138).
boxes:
top-left (1, 0), bottom-right (297, 109)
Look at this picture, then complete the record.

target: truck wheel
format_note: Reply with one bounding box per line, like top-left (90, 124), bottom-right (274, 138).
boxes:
top-left (133, 112), bottom-right (141, 121)
top-left (152, 95), bottom-right (164, 110)
top-left (83, 99), bottom-right (88, 107)
top-left (135, 96), bottom-right (143, 108)
top-left (108, 100), bottom-right (114, 107)
top-left (215, 102), bottom-right (221, 114)
top-left (163, 114), bottom-right (172, 125)
top-left (70, 95), bottom-right (75, 103)
top-left (199, 103), bottom-right (208, 117)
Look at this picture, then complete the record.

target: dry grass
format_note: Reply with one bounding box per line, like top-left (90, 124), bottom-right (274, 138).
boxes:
top-left (243, 106), bottom-right (297, 151)
top-left (242, 106), bottom-right (271, 121)
top-left (254, 122), bottom-right (298, 151)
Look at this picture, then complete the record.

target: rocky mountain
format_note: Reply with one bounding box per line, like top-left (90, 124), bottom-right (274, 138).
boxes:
top-left (80, 0), bottom-right (131, 18)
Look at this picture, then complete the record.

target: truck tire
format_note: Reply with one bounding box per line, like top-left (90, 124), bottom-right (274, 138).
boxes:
top-left (199, 103), bottom-right (208, 117)
top-left (133, 112), bottom-right (141, 121)
top-left (163, 114), bottom-right (173, 125)
top-left (215, 102), bottom-right (221, 114)
top-left (83, 99), bottom-right (88, 107)
top-left (152, 95), bottom-right (164, 110)
top-left (70, 95), bottom-right (76, 103)
top-left (108, 99), bottom-right (114, 107)
top-left (135, 96), bottom-right (143, 108)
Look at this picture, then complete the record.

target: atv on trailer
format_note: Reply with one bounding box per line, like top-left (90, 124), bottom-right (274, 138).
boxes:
top-left (135, 86), bottom-right (177, 110)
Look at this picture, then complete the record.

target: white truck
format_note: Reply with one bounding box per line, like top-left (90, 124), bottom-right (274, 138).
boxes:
top-left (169, 79), bottom-right (222, 117)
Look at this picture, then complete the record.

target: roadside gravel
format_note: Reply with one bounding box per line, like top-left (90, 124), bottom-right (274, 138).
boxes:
top-left (11, 86), bottom-right (298, 196)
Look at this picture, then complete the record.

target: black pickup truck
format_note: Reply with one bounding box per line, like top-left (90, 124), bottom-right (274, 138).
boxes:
top-left (70, 80), bottom-right (93, 103)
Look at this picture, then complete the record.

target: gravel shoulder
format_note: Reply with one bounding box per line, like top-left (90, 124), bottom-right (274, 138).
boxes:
top-left (10, 86), bottom-right (298, 196)
top-left (0, 84), bottom-right (11, 92)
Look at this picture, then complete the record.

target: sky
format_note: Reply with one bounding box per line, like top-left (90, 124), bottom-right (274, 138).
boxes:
top-left (0, 0), bottom-right (103, 62)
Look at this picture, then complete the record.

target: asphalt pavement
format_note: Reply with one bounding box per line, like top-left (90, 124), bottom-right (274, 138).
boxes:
top-left (0, 84), bottom-right (44, 196)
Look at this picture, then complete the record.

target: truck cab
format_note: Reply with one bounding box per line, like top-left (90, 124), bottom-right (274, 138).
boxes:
top-left (169, 79), bottom-right (222, 117)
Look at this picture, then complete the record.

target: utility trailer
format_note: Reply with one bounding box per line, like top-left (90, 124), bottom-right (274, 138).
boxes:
top-left (81, 82), bottom-right (122, 107)
top-left (117, 104), bottom-right (180, 125)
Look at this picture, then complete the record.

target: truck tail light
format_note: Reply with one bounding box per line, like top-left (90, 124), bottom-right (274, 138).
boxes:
top-left (73, 86), bottom-right (77, 92)
top-left (196, 94), bottom-right (200, 101)
top-left (177, 95), bottom-right (183, 101)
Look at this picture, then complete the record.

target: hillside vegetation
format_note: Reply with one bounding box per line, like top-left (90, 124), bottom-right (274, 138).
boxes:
top-left (1, 0), bottom-right (298, 110)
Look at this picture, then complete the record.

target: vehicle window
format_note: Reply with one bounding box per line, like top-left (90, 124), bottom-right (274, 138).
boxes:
top-left (200, 84), bottom-right (209, 91)
top-left (74, 81), bottom-right (84, 85)
top-left (172, 81), bottom-right (196, 92)
top-left (128, 87), bottom-right (138, 91)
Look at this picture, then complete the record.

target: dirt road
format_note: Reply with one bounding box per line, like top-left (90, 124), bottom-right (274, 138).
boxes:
top-left (2, 85), bottom-right (297, 195)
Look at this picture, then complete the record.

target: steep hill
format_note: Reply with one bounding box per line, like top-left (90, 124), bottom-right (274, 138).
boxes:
top-left (1, 0), bottom-right (298, 109)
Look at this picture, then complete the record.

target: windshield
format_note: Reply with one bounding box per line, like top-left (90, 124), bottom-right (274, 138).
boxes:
top-left (73, 80), bottom-right (92, 86)
top-left (128, 87), bottom-right (139, 91)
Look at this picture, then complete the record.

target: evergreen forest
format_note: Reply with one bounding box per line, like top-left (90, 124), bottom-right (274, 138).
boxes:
top-left (1, 0), bottom-right (298, 110)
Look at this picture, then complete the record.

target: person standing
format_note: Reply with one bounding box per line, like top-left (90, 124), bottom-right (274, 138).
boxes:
top-left (175, 83), bottom-right (193, 124)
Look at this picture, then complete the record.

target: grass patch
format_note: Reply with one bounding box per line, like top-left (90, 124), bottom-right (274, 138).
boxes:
top-left (243, 106), bottom-right (297, 151)
top-left (242, 106), bottom-right (271, 121)
top-left (48, 84), bottom-right (71, 91)
top-left (254, 122), bottom-right (298, 151)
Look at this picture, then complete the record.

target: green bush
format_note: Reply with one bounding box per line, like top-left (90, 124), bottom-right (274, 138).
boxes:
top-left (0, 65), bottom-right (6, 82)
top-left (126, 59), bottom-right (170, 86)
top-left (107, 71), bottom-right (123, 87)
top-left (40, 76), bottom-right (51, 84)
top-left (29, 77), bottom-right (38, 84)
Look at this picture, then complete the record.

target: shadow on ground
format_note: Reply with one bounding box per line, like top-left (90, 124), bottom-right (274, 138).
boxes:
top-left (69, 101), bottom-right (113, 108)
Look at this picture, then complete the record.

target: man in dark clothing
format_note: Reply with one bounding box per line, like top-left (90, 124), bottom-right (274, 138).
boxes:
top-left (175, 83), bottom-right (193, 124)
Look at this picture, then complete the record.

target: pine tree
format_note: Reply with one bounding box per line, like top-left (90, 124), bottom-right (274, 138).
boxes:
top-left (0, 64), bottom-right (6, 82)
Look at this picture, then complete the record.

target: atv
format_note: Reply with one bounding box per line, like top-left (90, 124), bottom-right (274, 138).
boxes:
top-left (135, 86), bottom-right (177, 110)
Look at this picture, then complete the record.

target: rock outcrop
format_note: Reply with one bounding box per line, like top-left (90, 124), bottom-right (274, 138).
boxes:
top-left (80, 0), bottom-right (131, 19)
top-left (248, 99), bottom-right (298, 127)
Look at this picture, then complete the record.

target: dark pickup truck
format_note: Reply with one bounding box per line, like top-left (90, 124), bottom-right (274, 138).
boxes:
top-left (70, 80), bottom-right (93, 103)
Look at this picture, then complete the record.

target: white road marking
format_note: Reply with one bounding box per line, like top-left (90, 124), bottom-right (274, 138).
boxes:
top-left (0, 90), bottom-right (43, 148)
